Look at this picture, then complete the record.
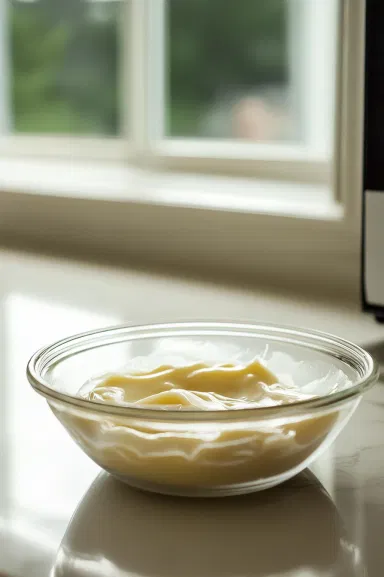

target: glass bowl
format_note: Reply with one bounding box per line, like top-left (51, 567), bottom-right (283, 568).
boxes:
top-left (27, 322), bottom-right (378, 497)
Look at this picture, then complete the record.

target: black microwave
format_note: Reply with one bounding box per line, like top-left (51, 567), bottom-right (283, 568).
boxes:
top-left (363, 1), bottom-right (384, 322)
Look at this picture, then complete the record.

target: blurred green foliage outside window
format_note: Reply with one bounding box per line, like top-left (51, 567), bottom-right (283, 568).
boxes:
top-left (9, 0), bottom-right (288, 141)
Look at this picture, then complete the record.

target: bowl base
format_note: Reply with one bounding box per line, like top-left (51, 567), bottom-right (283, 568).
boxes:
top-left (104, 468), bottom-right (299, 497)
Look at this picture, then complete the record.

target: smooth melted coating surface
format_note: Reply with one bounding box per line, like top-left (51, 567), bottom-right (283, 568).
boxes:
top-left (80, 360), bottom-right (312, 410)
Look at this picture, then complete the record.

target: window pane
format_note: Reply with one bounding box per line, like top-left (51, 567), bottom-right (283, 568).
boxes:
top-left (7, 0), bottom-right (121, 136)
top-left (167, 0), bottom-right (335, 147)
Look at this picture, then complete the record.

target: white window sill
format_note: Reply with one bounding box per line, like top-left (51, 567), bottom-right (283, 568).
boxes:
top-left (0, 158), bottom-right (341, 221)
top-left (0, 158), bottom-right (358, 300)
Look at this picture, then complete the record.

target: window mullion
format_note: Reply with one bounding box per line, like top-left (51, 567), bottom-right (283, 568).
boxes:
top-left (130, 0), bottom-right (165, 160)
top-left (130, 0), bottom-right (150, 156)
top-left (147, 0), bottom-right (166, 145)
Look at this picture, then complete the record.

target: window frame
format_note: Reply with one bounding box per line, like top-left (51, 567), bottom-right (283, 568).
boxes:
top-left (0, 0), bottom-right (366, 298)
top-left (1, 0), bottom-right (337, 183)
top-left (140, 0), bottom-right (339, 184)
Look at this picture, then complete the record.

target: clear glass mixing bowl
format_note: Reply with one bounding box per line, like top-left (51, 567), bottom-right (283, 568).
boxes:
top-left (27, 322), bottom-right (379, 497)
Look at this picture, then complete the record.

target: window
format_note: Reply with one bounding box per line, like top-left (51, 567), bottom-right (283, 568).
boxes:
top-left (2, 0), bottom-right (337, 175)
top-left (167, 0), bottom-right (291, 143)
top-left (167, 0), bottom-right (321, 146)
top-left (3, 0), bottom-right (121, 136)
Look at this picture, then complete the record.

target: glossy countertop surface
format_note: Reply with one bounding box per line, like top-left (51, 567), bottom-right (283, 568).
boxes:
top-left (1, 249), bottom-right (384, 577)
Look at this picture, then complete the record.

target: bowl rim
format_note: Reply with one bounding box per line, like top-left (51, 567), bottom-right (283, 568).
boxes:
top-left (26, 321), bottom-right (379, 422)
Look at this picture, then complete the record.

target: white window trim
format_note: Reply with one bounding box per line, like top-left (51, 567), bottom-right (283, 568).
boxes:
top-left (0, 134), bottom-right (129, 161)
top-left (149, 140), bottom-right (331, 184)
top-left (0, 157), bottom-right (337, 219)
top-left (0, 0), bottom-right (365, 299)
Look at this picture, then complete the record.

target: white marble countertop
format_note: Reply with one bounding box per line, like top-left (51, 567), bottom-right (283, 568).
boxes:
top-left (0, 249), bottom-right (384, 577)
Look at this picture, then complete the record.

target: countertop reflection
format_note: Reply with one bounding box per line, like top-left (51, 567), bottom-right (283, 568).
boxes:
top-left (53, 470), bottom-right (359, 577)
top-left (0, 249), bottom-right (384, 577)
